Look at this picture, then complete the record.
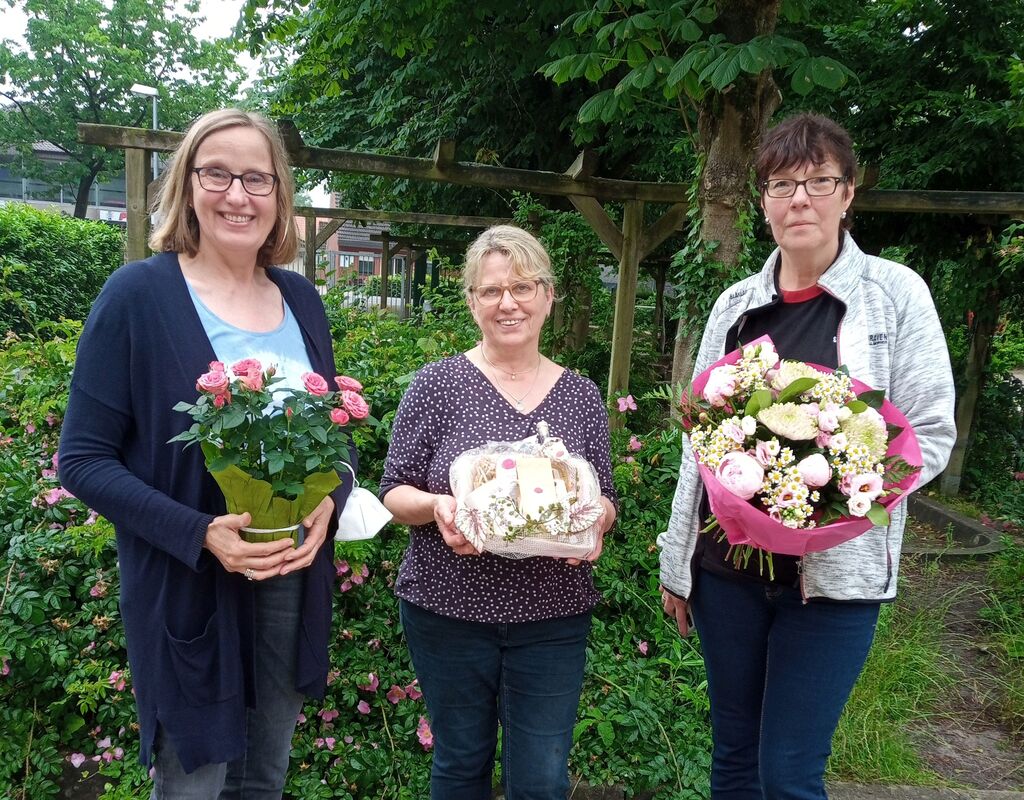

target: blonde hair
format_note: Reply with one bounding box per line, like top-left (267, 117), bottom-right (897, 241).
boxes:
top-left (463, 225), bottom-right (556, 298)
top-left (148, 108), bottom-right (298, 267)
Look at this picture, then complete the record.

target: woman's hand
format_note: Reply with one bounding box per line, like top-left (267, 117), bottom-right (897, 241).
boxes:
top-left (433, 494), bottom-right (479, 556)
top-left (566, 496), bottom-right (615, 566)
top-left (281, 495), bottom-right (336, 575)
top-left (203, 512), bottom-right (295, 580)
top-left (660, 585), bottom-right (692, 637)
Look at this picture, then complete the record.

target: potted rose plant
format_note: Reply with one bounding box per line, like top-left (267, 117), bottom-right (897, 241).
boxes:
top-left (170, 359), bottom-right (369, 544)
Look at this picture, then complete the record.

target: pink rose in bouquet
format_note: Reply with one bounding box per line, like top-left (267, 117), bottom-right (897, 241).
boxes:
top-left (680, 335), bottom-right (922, 561)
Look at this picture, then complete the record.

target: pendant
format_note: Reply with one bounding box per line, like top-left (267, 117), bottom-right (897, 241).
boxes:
top-left (516, 400), bottom-right (524, 411)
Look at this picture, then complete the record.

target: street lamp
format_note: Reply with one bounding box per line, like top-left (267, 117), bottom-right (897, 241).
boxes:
top-left (129, 83), bottom-right (160, 178)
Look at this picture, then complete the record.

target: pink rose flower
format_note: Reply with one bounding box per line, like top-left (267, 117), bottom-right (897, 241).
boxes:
top-left (628, 435), bottom-right (642, 451)
top-left (358, 673), bottom-right (379, 692)
top-left (24, 423), bottom-right (36, 434)
top-left (230, 358), bottom-right (263, 377)
top-left (213, 393), bottom-right (231, 408)
top-left (208, 361), bottom-right (226, 373)
top-left (815, 430), bottom-right (832, 448)
top-left (417, 716), bottom-right (434, 750)
top-left (715, 452), bottom-right (765, 500)
top-left (637, 640), bottom-right (649, 656)
top-left (340, 390), bottom-right (370, 419)
top-left (702, 365), bottom-right (739, 408)
top-left (817, 408), bottom-right (840, 433)
top-left (238, 371), bottom-right (264, 392)
top-left (301, 372), bottom-right (330, 396)
top-left (340, 580), bottom-right (352, 592)
top-left (721, 421), bottom-right (746, 444)
top-left (44, 487), bottom-right (74, 506)
top-left (796, 453), bottom-right (832, 488)
top-left (196, 369), bottom-right (230, 396)
top-left (335, 560), bottom-right (350, 576)
top-left (318, 708), bottom-right (340, 722)
top-left (753, 440), bottom-right (778, 468)
top-left (847, 493), bottom-right (872, 517)
top-left (850, 473), bottom-right (884, 499)
top-left (386, 685), bottom-right (407, 704)
top-left (357, 700), bottom-right (371, 715)
top-left (330, 407), bottom-right (351, 426)
top-left (405, 680), bottom-right (422, 700)
top-left (616, 394), bottom-right (637, 413)
top-left (69, 753), bottom-right (87, 769)
top-left (335, 375), bottom-right (364, 392)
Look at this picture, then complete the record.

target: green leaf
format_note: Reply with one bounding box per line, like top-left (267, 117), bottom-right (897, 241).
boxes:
top-left (846, 399), bottom-right (868, 413)
top-left (810, 56), bottom-right (849, 90)
top-left (267, 451), bottom-right (286, 475)
top-left (578, 90), bottom-right (618, 123)
top-left (789, 58), bottom-right (815, 96)
top-left (777, 377), bottom-right (819, 404)
top-left (172, 401), bottom-right (194, 412)
top-left (866, 502), bottom-right (890, 527)
top-left (626, 41), bottom-right (648, 69)
top-left (597, 720), bottom-right (615, 747)
top-left (310, 426), bottom-right (329, 444)
top-left (857, 389), bottom-right (886, 409)
top-left (691, 5), bottom-right (717, 24)
top-left (677, 18), bottom-right (702, 43)
top-left (745, 389), bottom-right (773, 417)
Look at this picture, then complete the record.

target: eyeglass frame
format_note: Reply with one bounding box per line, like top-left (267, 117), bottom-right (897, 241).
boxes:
top-left (760, 176), bottom-right (849, 199)
top-left (191, 167), bottom-right (279, 196)
top-left (469, 279), bottom-right (544, 306)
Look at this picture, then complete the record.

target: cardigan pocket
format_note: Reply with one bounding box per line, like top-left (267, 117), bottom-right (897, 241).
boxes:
top-left (165, 608), bottom-right (240, 707)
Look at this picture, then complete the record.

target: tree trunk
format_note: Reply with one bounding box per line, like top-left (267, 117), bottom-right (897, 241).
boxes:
top-left (73, 160), bottom-right (105, 219)
top-left (670, 0), bottom-right (783, 387)
top-left (568, 284), bottom-right (592, 351)
top-left (939, 285), bottom-right (1001, 496)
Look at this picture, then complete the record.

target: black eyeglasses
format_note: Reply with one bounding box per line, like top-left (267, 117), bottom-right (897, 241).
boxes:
top-left (471, 280), bottom-right (540, 306)
top-left (192, 167), bottom-right (279, 196)
top-left (761, 176), bottom-right (848, 198)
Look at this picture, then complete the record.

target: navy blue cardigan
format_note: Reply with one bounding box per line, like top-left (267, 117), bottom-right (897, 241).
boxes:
top-left (58, 252), bottom-right (351, 772)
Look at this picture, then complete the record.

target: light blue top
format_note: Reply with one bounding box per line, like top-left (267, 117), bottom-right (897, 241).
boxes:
top-left (185, 279), bottom-right (314, 396)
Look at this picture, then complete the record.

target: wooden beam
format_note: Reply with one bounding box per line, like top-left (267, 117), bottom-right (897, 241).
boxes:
top-left (369, 233), bottom-right (467, 250)
top-left (302, 213), bottom-right (316, 283)
top-left (433, 139), bottom-right (456, 170)
top-left (640, 202), bottom-right (688, 260)
top-left (853, 189), bottom-right (1024, 216)
top-left (380, 232), bottom-right (394, 311)
top-left (565, 149), bottom-right (599, 180)
top-left (276, 119), bottom-right (306, 152)
top-left (608, 200), bottom-right (644, 413)
top-left (567, 195), bottom-right (623, 261)
top-left (314, 218), bottom-right (344, 249)
top-left (125, 148), bottom-right (150, 263)
top-left (295, 205), bottom-right (510, 228)
top-left (78, 123), bottom-right (689, 203)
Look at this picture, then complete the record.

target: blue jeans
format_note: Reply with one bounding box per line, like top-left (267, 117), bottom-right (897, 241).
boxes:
top-left (689, 568), bottom-right (880, 800)
top-left (399, 599), bottom-right (591, 800)
top-left (150, 571), bottom-right (306, 800)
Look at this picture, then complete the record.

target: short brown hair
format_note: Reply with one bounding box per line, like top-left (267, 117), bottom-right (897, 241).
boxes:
top-left (463, 225), bottom-right (556, 298)
top-left (149, 109), bottom-right (298, 267)
top-left (755, 113), bottom-right (857, 189)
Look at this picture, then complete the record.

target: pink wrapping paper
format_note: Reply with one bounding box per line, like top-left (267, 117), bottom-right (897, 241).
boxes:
top-left (690, 336), bottom-right (923, 556)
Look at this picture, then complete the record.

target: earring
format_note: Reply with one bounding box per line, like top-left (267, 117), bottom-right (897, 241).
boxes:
top-left (841, 211), bottom-right (847, 219)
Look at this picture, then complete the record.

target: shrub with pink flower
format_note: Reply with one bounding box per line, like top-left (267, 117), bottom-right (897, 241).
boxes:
top-left (171, 359), bottom-right (372, 542)
top-left (416, 716), bottom-right (434, 749)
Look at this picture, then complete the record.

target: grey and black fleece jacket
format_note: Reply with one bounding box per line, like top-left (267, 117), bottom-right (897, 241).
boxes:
top-left (658, 233), bottom-right (956, 602)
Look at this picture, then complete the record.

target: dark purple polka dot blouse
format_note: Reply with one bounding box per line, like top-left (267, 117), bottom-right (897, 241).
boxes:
top-left (380, 354), bottom-right (618, 624)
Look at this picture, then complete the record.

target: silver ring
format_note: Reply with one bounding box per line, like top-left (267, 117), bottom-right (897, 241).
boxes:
top-left (244, 568), bottom-right (255, 581)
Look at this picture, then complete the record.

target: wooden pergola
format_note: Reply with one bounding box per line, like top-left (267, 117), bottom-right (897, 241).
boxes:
top-left (79, 121), bottom-right (1024, 407)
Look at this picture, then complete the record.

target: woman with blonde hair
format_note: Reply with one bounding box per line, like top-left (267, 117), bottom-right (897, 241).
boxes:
top-left (59, 108), bottom-right (352, 798)
top-left (381, 225), bottom-right (618, 799)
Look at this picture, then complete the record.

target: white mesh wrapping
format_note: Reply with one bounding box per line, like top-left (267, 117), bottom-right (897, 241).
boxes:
top-left (450, 421), bottom-right (603, 559)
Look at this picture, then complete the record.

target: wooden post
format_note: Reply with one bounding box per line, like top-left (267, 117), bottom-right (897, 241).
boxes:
top-left (654, 263), bottom-right (667, 354)
top-left (303, 213), bottom-right (316, 283)
top-left (402, 249), bottom-right (417, 320)
top-left (125, 148), bottom-right (151, 263)
top-left (608, 200), bottom-right (644, 422)
top-left (379, 232), bottom-right (391, 310)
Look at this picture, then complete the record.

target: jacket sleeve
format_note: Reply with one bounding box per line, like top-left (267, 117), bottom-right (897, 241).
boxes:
top-left (656, 294), bottom-right (732, 598)
top-left (888, 271), bottom-right (956, 487)
top-left (58, 273), bottom-right (215, 569)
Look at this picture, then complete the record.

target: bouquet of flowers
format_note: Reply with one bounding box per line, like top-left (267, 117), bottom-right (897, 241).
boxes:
top-left (676, 335), bottom-right (922, 571)
top-left (170, 359), bottom-right (369, 545)
top-left (449, 421), bottom-right (605, 559)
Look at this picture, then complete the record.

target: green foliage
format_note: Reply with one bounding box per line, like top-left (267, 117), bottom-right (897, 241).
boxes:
top-left (962, 375), bottom-right (1024, 524)
top-left (980, 537), bottom-right (1024, 735)
top-left (0, 204), bottom-right (122, 334)
top-left (0, 0), bottom-right (242, 217)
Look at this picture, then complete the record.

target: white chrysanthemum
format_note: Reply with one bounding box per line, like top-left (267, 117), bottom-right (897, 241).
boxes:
top-left (840, 407), bottom-right (888, 461)
top-left (770, 360), bottom-right (826, 393)
top-left (757, 403), bottom-right (819, 440)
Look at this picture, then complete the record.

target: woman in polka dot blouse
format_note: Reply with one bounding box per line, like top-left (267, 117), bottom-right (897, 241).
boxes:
top-left (380, 225), bottom-right (618, 800)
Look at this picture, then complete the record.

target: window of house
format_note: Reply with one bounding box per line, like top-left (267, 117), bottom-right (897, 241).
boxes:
top-left (358, 256), bottom-right (375, 276)
top-left (391, 256), bottom-right (406, 276)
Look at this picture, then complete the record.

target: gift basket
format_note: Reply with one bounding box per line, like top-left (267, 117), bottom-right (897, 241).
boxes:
top-left (449, 421), bottom-right (604, 558)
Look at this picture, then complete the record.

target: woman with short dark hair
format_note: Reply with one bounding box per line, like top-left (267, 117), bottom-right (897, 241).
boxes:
top-left (659, 113), bottom-right (956, 799)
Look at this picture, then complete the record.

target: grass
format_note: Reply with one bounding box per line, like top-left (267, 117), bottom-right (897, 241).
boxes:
top-left (828, 558), bottom-right (960, 784)
top-left (980, 537), bottom-right (1024, 736)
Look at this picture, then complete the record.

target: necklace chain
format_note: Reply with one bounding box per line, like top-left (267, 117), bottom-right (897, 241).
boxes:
top-left (480, 346), bottom-right (541, 411)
